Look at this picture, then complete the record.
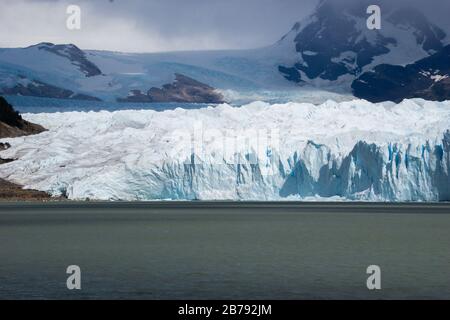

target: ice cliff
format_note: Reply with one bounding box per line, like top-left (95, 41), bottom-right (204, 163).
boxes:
top-left (0, 99), bottom-right (449, 201)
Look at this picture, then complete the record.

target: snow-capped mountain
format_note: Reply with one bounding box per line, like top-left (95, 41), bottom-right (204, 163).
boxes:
top-left (31, 42), bottom-right (102, 77)
top-left (0, 43), bottom-right (286, 102)
top-left (0, 0), bottom-right (449, 103)
top-left (0, 43), bottom-right (103, 100)
top-left (277, 0), bottom-right (448, 87)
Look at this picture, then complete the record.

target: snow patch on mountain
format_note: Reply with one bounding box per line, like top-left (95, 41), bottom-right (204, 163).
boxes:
top-left (0, 99), bottom-right (449, 201)
top-left (277, 1), bottom-right (448, 89)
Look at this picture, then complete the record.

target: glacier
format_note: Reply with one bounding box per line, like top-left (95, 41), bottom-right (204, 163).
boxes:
top-left (0, 99), bottom-right (449, 201)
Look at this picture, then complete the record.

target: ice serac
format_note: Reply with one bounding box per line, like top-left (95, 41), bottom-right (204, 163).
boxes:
top-left (280, 138), bottom-right (450, 201)
top-left (0, 99), bottom-right (449, 201)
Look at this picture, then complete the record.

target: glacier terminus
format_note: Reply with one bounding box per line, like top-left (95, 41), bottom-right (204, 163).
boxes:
top-left (0, 98), bottom-right (449, 201)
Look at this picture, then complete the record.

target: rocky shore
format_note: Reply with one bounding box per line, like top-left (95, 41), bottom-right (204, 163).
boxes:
top-left (0, 96), bottom-right (46, 138)
top-left (0, 178), bottom-right (56, 201)
top-left (0, 96), bottom-right (57, 201)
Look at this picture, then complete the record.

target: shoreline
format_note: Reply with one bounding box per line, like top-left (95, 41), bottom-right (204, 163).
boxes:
top-left (0, 178), bottom-right (65, 202)
top-left (0, 199), bottom-right (449, 212)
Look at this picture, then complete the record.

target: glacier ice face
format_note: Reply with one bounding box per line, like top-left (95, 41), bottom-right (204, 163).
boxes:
top-left (0, 99), bottom-right (449, 201)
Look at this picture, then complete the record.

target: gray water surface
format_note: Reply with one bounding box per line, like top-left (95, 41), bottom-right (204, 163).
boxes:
top-left (0, 202), bottom-right (449, 300)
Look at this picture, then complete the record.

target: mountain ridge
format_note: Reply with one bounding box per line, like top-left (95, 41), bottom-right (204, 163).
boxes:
top-left (0, 0), bottom-right (449, 103)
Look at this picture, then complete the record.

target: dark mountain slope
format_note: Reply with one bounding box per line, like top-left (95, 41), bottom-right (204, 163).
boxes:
top-left (352, 45), bottom-right (450, 102)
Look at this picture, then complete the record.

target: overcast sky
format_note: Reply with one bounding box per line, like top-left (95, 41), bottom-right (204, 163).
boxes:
top-left (0, 0), bottom-right (449, 53)
top-left (0, 0), bottom-right (318, 52)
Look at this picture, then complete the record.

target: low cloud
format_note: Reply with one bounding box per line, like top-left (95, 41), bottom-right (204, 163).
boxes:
top-left (0, 0), bottom-right (317, 52)
top-left (0, 0), bottom-right (448, 52)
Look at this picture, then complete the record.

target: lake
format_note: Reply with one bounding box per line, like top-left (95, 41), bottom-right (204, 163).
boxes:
top-left (4, 95), bottom-right (214, 114)
top-left (0, 202), bottom-right (449, 299)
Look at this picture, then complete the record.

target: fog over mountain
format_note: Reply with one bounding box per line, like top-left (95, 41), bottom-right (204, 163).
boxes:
top-left (0, 0), bottom-right (317, 52)
top-left (1, 0), bottom-right (450, 52)
top-left (277, 0), bottom-right (450, 86)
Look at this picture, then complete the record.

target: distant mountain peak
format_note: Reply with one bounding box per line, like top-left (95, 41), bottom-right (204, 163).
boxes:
top-left (277, 1), bottom-right (448, 87)
top-left (26, 42), bottom-right (102, 77)
top-left (27, 42), bottom-right (79, 51)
